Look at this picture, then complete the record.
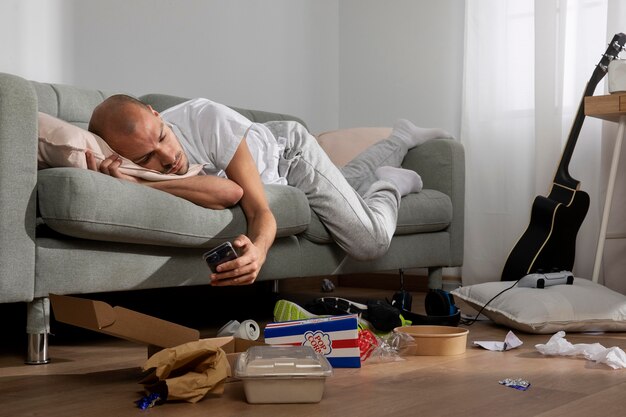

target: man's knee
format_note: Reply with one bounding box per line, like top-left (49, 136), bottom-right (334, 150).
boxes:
top-left (345, 238), bottom-right (390, 261)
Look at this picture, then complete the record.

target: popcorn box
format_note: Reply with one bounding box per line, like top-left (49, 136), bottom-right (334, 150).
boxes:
top-left (263, 314), bottom-right (361, 368)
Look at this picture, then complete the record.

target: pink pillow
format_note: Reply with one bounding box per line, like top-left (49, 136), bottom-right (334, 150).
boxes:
top-left (37, 112), bottom-right (203, 181)
top-left (316, 127), bottom-right (392, 167)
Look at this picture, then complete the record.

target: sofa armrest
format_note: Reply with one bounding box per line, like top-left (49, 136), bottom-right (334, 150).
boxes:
top-left (0, 72), bottom-right (38, 302)
top-left (402, 139), bottom-right (465, 266)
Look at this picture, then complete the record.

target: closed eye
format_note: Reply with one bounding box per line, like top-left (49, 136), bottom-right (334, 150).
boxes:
top-left (133, 123), bottom-right (165, 165)
top-left (134, 152), bottom-right (154, 165)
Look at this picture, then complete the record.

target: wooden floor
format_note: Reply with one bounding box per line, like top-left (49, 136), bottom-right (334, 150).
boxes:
top-left (2, 285), bottom-right (626, 417)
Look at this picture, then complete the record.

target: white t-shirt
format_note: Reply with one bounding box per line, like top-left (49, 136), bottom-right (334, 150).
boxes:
top-left (161, 98), bottom-right (287, 185)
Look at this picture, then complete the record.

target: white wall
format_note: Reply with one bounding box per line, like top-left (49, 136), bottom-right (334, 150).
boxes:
top-left (338, 0), bottom-right (465, 137)
top-left (1, 0), bottom-right (339, 133)
top-left (0, 0), bottom-right (464, 136)
top-left (0, 0), bottom-right (75, 83)
top-left (72, 0), bottom-right (340, 133)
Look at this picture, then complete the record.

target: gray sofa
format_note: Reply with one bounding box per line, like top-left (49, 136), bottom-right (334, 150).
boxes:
top-left (0, 72), bottom-right (465, 363)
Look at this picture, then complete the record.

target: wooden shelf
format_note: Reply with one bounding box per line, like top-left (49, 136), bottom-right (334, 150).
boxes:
top-left (585, 93), bottom-right (626, 122)
top-left (584, 93), bottom-right (626, 282)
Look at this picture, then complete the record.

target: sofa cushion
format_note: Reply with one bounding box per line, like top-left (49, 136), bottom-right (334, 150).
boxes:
top-left (37, 168), bottom-right (309, 247)
top-left (303, 189), bottom-right (453, 243)
top-left (315, 127), bottom-right (392, 167)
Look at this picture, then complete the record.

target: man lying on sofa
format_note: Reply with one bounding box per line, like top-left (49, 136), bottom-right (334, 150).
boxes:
top-left (87, 95), bottom-right (451, 287)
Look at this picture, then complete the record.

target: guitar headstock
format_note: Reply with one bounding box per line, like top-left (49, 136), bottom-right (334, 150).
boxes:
top-left (559, 33), bottom-right (626, 188)
top-left (589, 32), bottom-right (626, 88)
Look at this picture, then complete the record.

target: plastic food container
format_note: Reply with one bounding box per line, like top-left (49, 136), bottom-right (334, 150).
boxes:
top-left (234, 345), bottom-right (333, 404)
top-left (394, 325), bottom-right (469, 355)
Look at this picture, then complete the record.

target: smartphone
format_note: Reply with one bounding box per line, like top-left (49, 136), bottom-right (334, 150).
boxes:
top-left (203, 242), bottom-right (239, 273)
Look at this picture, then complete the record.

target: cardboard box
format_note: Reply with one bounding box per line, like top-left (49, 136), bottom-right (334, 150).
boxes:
top-left (263, 314), bottom-right (361, 368)
top-left (49, 294), bottom-right (265, 369)
top-left (50, 293), bottom-right (200, 349)
top-left (202, 336), bottom-right (267, 370)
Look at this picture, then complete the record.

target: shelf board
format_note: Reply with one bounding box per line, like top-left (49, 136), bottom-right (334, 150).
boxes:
top-left (585, 93), bottom-right (626, 122)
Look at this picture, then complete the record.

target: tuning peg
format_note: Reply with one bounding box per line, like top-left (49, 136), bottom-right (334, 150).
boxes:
top-left (598, 63), bottom-right (608, 72)
top-left (613, 40), bottom-right (626, 51)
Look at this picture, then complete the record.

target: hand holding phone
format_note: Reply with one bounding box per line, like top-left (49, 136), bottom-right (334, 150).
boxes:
top-left (203, 242), bottom-right (239, 273)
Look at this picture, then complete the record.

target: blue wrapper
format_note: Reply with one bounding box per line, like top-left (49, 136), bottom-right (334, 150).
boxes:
top-left (499, 377), bottom-right (530, 391)
top-left (136, 392), bottom-right (162, 410)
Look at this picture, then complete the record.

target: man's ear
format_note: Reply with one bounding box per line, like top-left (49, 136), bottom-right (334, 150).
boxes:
top-left (147, 105), bottom-right (160, 117)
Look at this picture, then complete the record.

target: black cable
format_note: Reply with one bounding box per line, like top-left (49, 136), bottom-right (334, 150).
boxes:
top-left (460, 278), bottom-right (521, 326)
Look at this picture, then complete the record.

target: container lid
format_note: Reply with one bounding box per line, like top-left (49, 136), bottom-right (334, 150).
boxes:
top-left (234, 345), bottom-right (333, 379)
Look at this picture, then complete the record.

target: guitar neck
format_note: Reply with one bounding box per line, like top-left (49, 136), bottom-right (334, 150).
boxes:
top-left (554, 81), bottom-right (596, 190)
top-left (554, 33), bottom-right (626, 190)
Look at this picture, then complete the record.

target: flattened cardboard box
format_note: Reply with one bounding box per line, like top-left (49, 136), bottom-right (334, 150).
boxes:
top-left (49, 294), bottom-right (264, 371)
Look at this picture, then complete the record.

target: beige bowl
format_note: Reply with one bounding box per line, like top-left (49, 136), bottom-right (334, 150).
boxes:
top-left (394, 325), bottom-right (469, 356)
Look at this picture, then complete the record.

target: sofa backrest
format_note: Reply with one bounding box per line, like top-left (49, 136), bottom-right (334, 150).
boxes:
top-left (27, 82), bottom-right (306, 130)
top-left (141, 93), bottom-right (308, 129)
top-left (31, 81), bottom-right (115, 129)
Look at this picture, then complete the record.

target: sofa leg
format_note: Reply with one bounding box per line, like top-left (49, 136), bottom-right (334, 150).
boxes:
top-left (25, 297), bottom-right (51, 365)
top-left (26, 333), bottom-right (49, 365)
top-left (428, 267), bottom-right (443, 290)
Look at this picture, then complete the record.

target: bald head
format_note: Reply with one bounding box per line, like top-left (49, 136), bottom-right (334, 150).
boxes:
top-left (88, 94), bottom-right (152, 145)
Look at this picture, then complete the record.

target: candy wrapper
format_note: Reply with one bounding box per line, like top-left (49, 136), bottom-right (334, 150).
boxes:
top-left (358, 329), bottom-right (379, 361)
top-left (139, 339), bottom-right (230, 403)
top-left (499, 378), bottom-right (531, 391)
top-left (359, 328), bottom-right (416, 363)
top-left (136, 392), bottom-right (162, 410)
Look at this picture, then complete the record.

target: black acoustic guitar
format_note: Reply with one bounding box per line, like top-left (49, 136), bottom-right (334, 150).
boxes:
top-left (501, 33), bottom-right (626, 281)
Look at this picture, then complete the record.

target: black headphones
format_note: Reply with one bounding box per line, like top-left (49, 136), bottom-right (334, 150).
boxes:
top-left (398, 289), bottom-right (461, 327)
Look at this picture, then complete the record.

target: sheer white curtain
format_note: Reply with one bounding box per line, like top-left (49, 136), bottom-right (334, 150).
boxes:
top-left (461, 0), bottom-right (626, 289)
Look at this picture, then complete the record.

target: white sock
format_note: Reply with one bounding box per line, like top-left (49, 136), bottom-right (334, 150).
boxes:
top-left (390, 119), bottom-right (452, 148)
top-left (375, 166), bottom-right (423, 196)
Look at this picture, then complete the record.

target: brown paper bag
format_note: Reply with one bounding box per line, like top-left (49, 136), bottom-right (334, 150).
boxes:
top-left (140, 339), bottom-right (231, 403)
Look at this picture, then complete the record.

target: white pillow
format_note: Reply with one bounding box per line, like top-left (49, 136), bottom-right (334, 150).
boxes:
top-left (452, 278), bottom-right (626, 334)
top-left (316, 127), bottom-right (392, 167)
top-left (37, 112), bottom-right (203, 181)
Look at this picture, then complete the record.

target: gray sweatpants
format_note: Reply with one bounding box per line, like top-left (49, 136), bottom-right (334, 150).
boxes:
top-left (265, 121), bottom-right (410, 261)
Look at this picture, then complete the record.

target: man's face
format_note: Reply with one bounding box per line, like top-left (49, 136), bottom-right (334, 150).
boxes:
top-left (108, 105), bottom-right (190, 175)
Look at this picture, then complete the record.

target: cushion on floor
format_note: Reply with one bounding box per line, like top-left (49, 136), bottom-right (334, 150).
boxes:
top-left (452, 278), bottom-right (626, 334)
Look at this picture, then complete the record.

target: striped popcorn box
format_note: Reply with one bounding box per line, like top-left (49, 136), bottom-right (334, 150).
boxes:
top-left (263, 314), bottom-right (361, 368)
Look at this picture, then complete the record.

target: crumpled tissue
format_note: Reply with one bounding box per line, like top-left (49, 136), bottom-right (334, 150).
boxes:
top-left (474, 330), bottom-right (523, 351)
top-left (535, 331), bottom-right (626, 370)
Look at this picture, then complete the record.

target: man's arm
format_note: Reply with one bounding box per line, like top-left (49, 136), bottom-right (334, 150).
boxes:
top-left (86, 151), bottom-right (243, 209)
top-left (144, 176), bottom-right (243, 209)
top-left (210, 139), bottom-right (277, 286)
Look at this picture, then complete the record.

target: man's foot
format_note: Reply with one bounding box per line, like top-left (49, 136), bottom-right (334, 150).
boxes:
top-left (391, 119), bottom-right (452, 148)
top-left (375, 166), bottom-right (423, 196)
